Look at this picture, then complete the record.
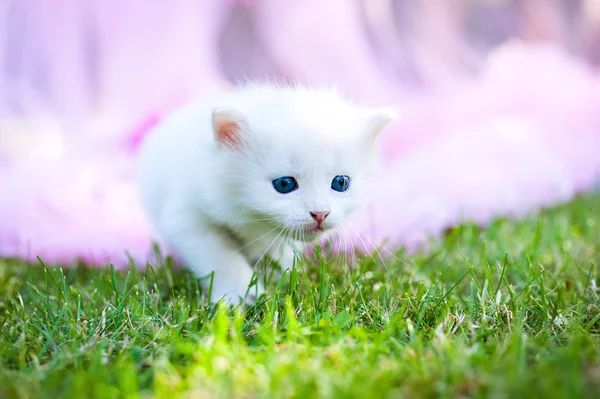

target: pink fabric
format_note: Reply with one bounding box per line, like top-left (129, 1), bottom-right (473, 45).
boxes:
top-left (1, 2), bottom-right (600, 265)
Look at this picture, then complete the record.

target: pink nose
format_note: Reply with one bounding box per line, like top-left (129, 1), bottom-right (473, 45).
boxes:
top-left (310, 211), bottom-right (330, 225)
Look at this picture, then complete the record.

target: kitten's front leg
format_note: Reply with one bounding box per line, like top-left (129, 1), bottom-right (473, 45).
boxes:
top-left (162, 217), bottom-right (264, 304)
top-left (275, 242), bottom-right (305, 272)
top-left (266, 241), bottom-right (306, 285)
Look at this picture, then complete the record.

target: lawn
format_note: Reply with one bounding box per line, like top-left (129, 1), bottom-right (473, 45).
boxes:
top-left (1, 194), bottom-right (600, 399)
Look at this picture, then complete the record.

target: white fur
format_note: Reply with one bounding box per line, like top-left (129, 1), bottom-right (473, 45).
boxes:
top-left (136, 83), bottom-right (396, 304)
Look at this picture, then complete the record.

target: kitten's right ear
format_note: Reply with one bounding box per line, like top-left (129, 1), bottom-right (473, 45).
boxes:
top-left (212, 109), bottom-right (247, 151)
top-left (361, 106), bottom-right (399, 147)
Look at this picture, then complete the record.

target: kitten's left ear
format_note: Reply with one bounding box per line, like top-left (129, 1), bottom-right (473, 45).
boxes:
top-left (212, 108), bottom-right (248, 152)
top-left (362, 106), bottom-right (399, 145)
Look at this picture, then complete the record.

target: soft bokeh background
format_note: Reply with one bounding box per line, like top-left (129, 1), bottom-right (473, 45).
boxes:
top-left (1, 0), bottom-right (600, 265)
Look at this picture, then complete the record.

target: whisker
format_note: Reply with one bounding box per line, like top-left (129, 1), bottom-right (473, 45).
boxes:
top-left (324, 234), bottom-right (335, 264)
top-left (331, 232), bottom-right (344, 265)
top-left (341, 227), bottom-right (356, 266)
top-left (346, 224), bottom-right (390, 272)
top-left (339, 225), bottom-right (356, 266)
top-left (263, 230), bottom-right (287, 285)
top-left (252, 228), bottom-right (286, 271)
top-left (348, 222), bottom-right (407, 266)
top-left (231, 223), bottom-right (284, 254)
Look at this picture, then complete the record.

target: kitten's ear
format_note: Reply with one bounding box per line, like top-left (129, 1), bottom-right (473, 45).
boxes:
top-left (212, 108), bottom-right (247, 151)
top-left (362, 106), bottom-right (398, 145)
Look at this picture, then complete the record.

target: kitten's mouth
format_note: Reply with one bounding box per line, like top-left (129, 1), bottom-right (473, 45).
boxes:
top-left (294, 224), bottom-right (330, 242)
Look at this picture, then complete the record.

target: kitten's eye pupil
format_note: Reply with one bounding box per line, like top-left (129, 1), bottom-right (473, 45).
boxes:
top-left (331, 175), bottom-right (351, 192)
top-left (272, 176), bottom-right (298, 194)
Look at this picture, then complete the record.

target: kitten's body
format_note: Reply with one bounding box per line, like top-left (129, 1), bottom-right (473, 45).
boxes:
top-left (137, 84), bottom-right (395, 303)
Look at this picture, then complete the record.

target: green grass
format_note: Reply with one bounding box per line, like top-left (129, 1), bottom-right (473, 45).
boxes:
top-left (1, 194), bottom-right (600, 399)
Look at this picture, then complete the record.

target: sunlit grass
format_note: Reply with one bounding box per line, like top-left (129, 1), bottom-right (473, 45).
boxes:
top-left (1, 194), bottom-right (600, 398)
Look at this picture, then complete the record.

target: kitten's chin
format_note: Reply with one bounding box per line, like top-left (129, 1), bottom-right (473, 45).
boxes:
top-left (293, 225), bottom-right (333, 243)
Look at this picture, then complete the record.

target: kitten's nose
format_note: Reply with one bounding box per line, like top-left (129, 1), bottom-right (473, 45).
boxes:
top-left (310, 211), bottom-right (330, 226)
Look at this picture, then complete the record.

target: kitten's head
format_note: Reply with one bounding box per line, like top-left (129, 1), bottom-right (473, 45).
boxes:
top-left (212, 85), bottom-right (396, 242)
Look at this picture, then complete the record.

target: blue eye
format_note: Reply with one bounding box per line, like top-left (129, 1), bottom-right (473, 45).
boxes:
top-left (272, 176), bottom-right (298, 194)
top-left (331, 175), bottom-right (351, 192)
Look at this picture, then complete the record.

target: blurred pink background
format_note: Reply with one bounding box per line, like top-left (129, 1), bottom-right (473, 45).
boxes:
top-left (1, 0), bottom-right (600, 265)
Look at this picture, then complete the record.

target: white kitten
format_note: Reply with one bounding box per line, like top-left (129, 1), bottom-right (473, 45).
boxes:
top-left (137, 83), bottom-right (396, 304)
